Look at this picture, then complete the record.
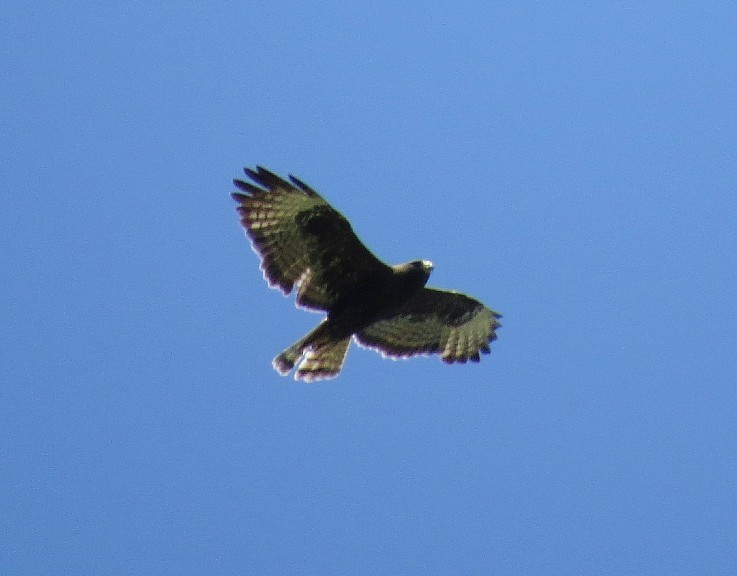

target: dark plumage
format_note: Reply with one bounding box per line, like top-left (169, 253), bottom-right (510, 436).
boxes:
top-left (232, 166), bottom-right (501, 381)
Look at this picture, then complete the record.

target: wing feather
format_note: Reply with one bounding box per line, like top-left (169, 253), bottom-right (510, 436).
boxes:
top-left (232, 167), bottom-right (390, 311)
top-left (355, 288), bottom-right (501, 363)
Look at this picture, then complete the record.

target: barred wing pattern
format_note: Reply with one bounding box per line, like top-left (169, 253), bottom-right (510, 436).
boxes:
top-left (355, 288), bottom-right (501, 363)
top-left (232, 167), bottom-right (389, 311)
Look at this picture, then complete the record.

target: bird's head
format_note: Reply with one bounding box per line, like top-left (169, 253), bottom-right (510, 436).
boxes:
top-left (393, 259), bottom-right (434, 288)
top-left (416, 260), bottom-right (434, 287)
top-left (418, 259), bottom-right (434, 275)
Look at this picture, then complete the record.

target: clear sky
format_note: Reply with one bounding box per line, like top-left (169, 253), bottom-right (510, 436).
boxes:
top-left (3, 2), bottom-right (737, 574)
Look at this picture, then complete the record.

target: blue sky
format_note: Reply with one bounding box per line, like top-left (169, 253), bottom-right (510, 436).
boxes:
top-left (3, 2), bottom-right (737, 574)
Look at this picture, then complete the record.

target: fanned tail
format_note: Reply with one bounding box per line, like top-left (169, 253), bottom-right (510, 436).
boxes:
top-left (273, 321), bottom-right (351, 382)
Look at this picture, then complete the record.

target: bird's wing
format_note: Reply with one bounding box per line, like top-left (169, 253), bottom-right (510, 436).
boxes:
top-left (355, 288), bottom-right (501, 363)
top-left (232, 167), bottom-right (390, 311)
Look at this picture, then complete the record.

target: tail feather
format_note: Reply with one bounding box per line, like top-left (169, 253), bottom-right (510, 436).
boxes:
top-left (272, 345), bottom-right (301, 375)
top-left (272, 321), bottom-right (351, 382)
top-left (294, 337), bottom-right (350, 381)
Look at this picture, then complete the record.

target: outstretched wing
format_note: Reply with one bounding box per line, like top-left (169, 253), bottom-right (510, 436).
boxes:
top-left (232, 167), bottom-right (390, 311)
top-left (355, 288), bottom-right (501, 363)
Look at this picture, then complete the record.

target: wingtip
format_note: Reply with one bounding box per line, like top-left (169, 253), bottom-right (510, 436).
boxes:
top-left (242, 166), bottom-right (297, 192)
top-left (233, 177), bottom-right (260, 196)
top-left (289, 173), bottom-right (319, 197)
top-left (243, 166), bottom-right (260, 182)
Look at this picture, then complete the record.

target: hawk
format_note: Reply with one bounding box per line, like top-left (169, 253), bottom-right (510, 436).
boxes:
top-left (232, 166), bottom-right (501, 381)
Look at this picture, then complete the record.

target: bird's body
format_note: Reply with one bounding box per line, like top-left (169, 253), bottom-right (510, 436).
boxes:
top-left (232, 166), bottom-right (501, 381)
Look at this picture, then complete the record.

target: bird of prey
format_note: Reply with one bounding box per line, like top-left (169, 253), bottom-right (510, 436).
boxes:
top-left (231, 166), bottom-right (501, 381)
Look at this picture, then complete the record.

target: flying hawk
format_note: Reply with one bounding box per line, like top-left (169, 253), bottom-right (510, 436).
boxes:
top-left (232, 166), bottom-right (501, 381)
